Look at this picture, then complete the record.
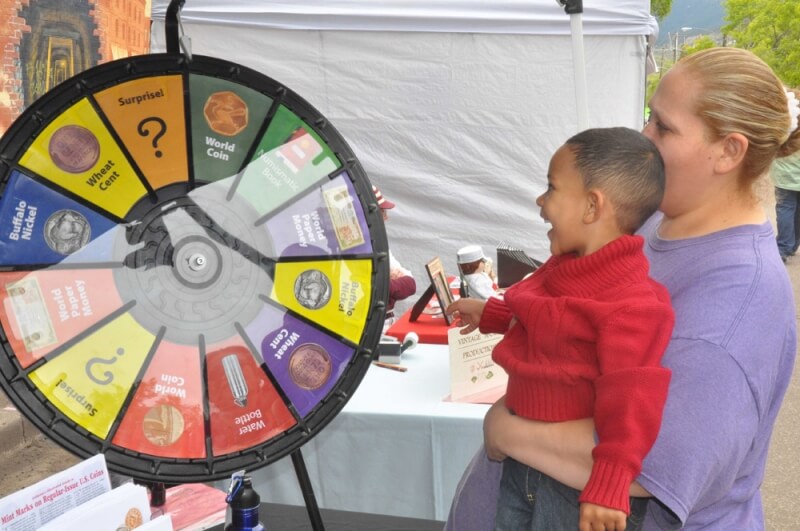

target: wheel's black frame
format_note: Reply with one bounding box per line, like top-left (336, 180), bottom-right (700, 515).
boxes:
top-left (0, 51), bottom-right (389, 485)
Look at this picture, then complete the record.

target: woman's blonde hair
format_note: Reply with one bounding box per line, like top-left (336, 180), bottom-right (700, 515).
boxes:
top-left (678, 48), bottom-right (800, 183)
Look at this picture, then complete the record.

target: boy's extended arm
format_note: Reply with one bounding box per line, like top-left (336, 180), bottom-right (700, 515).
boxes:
top-left (446, 294), bottom-right (513, 335)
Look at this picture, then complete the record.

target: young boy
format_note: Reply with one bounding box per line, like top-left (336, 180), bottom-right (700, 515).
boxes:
top-left (446, 127), bottom-right (674, 530)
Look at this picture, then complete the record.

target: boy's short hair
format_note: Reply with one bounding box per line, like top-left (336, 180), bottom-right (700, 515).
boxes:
top-left (566, 127), bottom-right (665, 233)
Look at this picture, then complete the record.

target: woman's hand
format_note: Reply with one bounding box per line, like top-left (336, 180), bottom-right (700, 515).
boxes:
top-left (445, 298), bottom-right (486, 334)
top-left (484, 396), bottom-right (512, 461)
top-left (389, 266), bottom-right (412, 280)
top-left (484, 404), bottom-right (652, 498)
top-left (484, 397), bottom-right (599, 491)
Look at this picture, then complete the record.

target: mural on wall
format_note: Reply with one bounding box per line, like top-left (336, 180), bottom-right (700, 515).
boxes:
top-left (20, 0), bottom-right (100, 106)
top-left (0, 0), bottom-right (151, 136)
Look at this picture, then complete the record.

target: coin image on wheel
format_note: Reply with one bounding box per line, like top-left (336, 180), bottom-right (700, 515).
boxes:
top-left (142, 404), bottom-right (186, 447)
top-left (48, 125), bottom-right (101, 173)
top-left (293, 269), bottom-right (332, 310)
top-left (289, 343), bottom-right (333, 390)
top-left (204, 90), bottom-right (249, 136)
top-left (43, 209), bottom-right (91, 255)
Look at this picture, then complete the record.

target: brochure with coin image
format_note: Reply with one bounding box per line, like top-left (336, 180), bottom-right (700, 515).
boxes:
top-left (0, 269), bottom-right (124, 367)
top-left (262, 172), bottom-right (371, 258)
top-left (205, 338), bottom-right (296, 456)
top-left (271, 259), bottom-right (372, 344)
top-left (243, 304), bottom-right (356, 417)
top-left (233, 105), bottom-right (340, 218)
top-left (189, 74), bottom-right (273, 184)
top-left (18, 98), bottom-right (149, 219)
top-left (38, 482), bottom-right (152, 531)
top-left (0, 454), bottom-right (112, 530)
top-left (0, 171), bottom-right (118, 265)
top-left (112, 341), bottom-right (206, 459)
top-left (94, 74), bottom-right (189, 191)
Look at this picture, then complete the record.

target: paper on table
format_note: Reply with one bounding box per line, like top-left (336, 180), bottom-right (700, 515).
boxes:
top-left (38, 482), bottom-right (151, 531)
top-left (444, 385), bottom-right (505, 404)
top-left (0, 454), bottom-right (111, 530)
top-left (139, 514), bottom-right (174, 530)
top-left (447, 327), bottom-right (506, 402)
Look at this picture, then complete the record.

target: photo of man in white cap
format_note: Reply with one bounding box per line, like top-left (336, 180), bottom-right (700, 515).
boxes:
top-left (457, 244), bottom-right (497, 301)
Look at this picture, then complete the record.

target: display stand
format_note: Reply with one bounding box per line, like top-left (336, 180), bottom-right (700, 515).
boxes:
top-left (408, 284), bottom-right (435, 323)
top-left (409, 257), bottom-right (455, 325)
top-left (496, 243), bottom-right (542, 288)
top-left (291, 449), bottom-right (325, 531)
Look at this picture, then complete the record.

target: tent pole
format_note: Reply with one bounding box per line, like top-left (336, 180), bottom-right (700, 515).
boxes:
top-left (558, 0), bottom-right (589, 131)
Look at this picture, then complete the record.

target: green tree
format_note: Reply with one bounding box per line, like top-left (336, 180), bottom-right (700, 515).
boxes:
top-left (723, 0), bottom-right (800, 86)
top-left (645, 37), bottom-right (714, 110)
top-left (683, 35), bottom-right (716, 57)
top-left (645, 0), bottom-right (674, 108)
top-left (651, 0), bottom-right (673, 20)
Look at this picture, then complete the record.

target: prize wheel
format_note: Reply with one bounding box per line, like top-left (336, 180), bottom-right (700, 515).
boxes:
top-left (0, 53), bottom-right (389, 482)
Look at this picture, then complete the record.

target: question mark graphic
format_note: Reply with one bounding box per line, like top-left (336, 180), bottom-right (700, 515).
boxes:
top-left (137, 117), bottom-right (167, 158)
top-left (85, 347), bottom-right (125, 385)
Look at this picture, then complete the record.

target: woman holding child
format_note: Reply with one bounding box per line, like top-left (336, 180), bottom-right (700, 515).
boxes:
top-left (445, 47), bottom-right (799, 530)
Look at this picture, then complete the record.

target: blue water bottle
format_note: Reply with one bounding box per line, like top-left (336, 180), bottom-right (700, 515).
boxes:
top-left (225, 474), bottom-right (264, 531)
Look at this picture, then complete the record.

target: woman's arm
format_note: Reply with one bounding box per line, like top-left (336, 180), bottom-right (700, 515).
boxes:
top-left (483, 397), bottom-right (652, 497)
top-left (388, 273), bottom-right (416, 302)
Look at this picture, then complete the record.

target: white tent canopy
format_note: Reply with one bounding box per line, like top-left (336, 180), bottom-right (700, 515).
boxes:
top-left (151, 0), bottom-right (657, 35)
top-left (151, 0), bottom-right (657, 319)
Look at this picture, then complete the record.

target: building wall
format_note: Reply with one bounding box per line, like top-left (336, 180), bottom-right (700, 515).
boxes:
top-left (93, 0), bottom-right (150, 62)
top-left (0, 0), bottom-right (150, 136)
top-left (0, 0), bottom-right (29, 135)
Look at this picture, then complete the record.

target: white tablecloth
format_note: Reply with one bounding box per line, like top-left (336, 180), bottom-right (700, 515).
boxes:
top-left (235, 343), bottom-right (490, 521)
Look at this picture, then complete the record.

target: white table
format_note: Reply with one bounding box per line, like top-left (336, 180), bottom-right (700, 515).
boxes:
top-left (237, 343), bottom-right (490, 521)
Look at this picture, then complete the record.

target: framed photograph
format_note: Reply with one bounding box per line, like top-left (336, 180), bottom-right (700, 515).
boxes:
top-left (410, 256), bottom-right (455, 325)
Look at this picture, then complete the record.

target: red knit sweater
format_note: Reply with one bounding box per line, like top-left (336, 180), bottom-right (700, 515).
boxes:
top-left (480, 235), bottom-right (674, 514)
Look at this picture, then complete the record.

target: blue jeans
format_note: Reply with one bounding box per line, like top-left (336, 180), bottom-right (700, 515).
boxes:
top-left (775, 187), bottom-right (800, 258)
top-left (495, 458), bottom-right (647, 530)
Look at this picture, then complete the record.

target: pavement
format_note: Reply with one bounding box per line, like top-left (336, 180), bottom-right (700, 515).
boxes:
top-left (762, 254), bottom-right (800, 530)
top-left (0, 391), bottom-right (35, 457)
top-left (0, 390), bottom-right (81, 498)
top-left (1, 197), bottom-right (800, 528)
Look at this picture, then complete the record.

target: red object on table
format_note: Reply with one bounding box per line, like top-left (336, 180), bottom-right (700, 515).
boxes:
top-left (386, 275), bottom-right (460, 344)
top-left (385, 307), bottom-right (458, 345)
